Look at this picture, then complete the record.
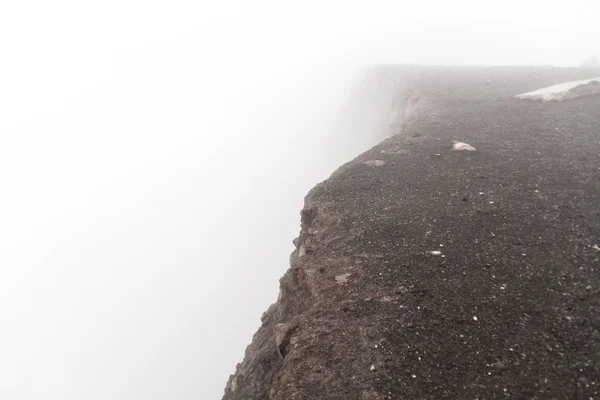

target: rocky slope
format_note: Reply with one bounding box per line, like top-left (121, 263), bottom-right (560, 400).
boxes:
top-left (223, 66), bottom-right (600, 399)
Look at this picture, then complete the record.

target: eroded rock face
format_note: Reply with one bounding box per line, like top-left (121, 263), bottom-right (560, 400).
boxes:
top-left (223, 67), bottom-right (600, 400)
top-left (223, 203), bottom-right (344, 400)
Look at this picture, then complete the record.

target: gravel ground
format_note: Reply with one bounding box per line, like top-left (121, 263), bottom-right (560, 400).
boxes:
top-left (223, 66), bottom-right (600, 400)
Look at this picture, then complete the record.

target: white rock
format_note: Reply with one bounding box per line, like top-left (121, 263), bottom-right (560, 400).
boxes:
top-left (428, 250), bottom-right (442, 255)
top-left (335, 273), bottom-right (352, 285)
top-left (452, 141), bottom-right (476, 151)
top-left (364, 160), bottom-right (385, 167)
top-left (516, 77), bottom-right (600, 102)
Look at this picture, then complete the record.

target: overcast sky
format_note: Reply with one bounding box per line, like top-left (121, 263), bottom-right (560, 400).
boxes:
top-left (0, 1), bottom-right (598, 399)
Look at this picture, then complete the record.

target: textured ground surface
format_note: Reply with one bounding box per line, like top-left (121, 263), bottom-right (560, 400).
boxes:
top-left (223, 66), bottom-right (600, 400)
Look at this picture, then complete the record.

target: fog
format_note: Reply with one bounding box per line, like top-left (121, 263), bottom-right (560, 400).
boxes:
top-left (0, 1), bottom-right (598, 399)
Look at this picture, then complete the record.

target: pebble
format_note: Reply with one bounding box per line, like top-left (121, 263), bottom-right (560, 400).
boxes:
top-left (452, 141), bottom-right (477, 151)
top-left (491, 361), bottom-right (506, 369)
top-left (364, 160), bottom-right (386, 167)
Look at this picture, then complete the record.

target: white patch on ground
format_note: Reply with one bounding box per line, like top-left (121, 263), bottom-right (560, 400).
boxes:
top-left (428, 250), bottom-right (442, 256)
top-left (516, 77), bottom-right (600, 102)
top-left (452, 141), bottom-right (476, 151)
top-left (364, 160), bottom-right (385, 167)
top-left (335, 273), bottom-right (352, 285)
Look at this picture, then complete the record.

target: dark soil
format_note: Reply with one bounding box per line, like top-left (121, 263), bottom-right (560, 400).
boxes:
top-left (223, 66), bottom-right (600, 400)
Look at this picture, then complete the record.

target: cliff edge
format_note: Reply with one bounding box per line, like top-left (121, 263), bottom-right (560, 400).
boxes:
top-left (223, 66), bottom-right (600, 399)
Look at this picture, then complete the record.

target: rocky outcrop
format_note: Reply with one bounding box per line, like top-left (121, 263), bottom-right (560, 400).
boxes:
top-left (223, 66), bottom-right (600, 399)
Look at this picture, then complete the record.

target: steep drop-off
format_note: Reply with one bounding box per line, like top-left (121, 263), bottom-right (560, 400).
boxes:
top-left (223, 66), bottom-right (600, 399)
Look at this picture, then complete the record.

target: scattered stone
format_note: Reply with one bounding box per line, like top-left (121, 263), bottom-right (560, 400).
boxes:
top-left (428, 250), bottom-right (443, 256)
top-left (452, 141), bottom-right (476, 151)
top-left (364, 160), bottom-right (386, 167)
top-left (335, 273), bottom-right (352, 285)
top-left (491, 361), bottom-right (506, 369)
top-left (473, 316), bottom-right (478, 321)
top-left (370, 365), bottom-right (376, 371)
